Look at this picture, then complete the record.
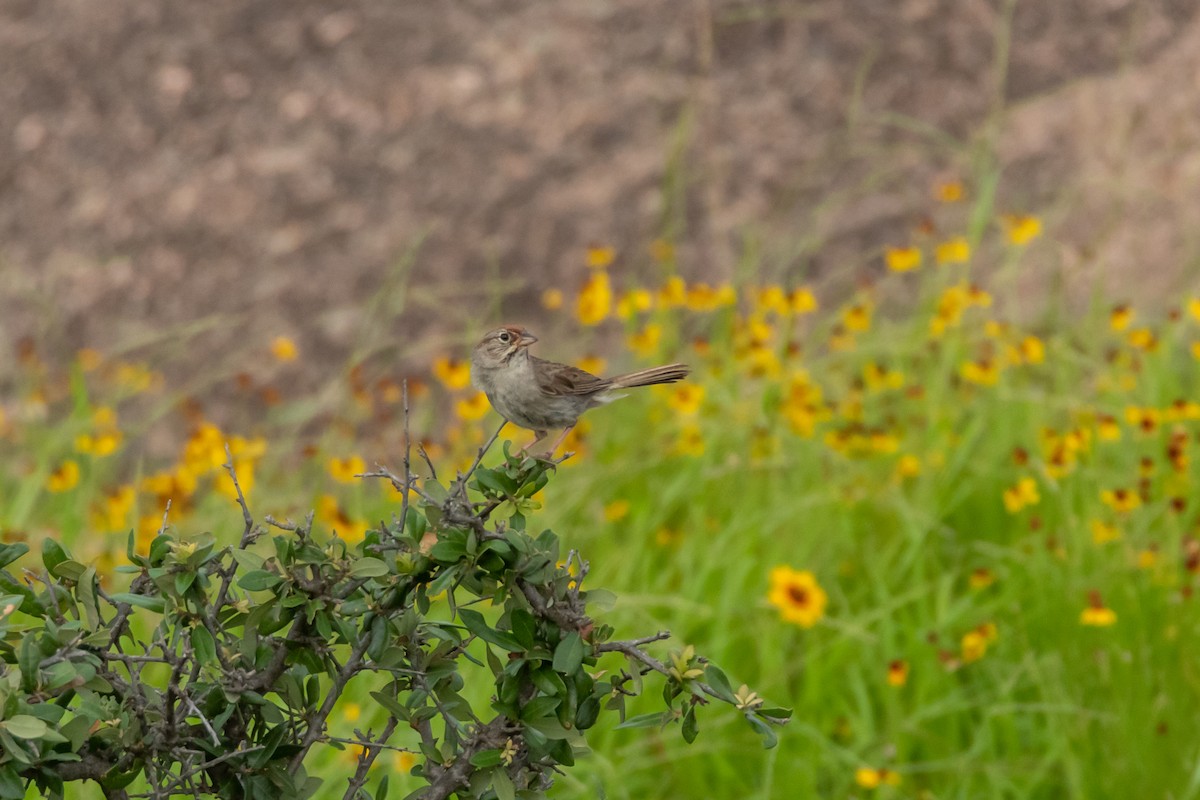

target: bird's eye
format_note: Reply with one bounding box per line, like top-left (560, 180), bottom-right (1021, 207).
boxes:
top-left (498, 331), bottom-right (511, 343)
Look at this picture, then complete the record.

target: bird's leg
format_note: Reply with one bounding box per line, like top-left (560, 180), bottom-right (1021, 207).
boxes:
top-left (543, 425), bottom-right (575, 457)
top-left (519, 430), bottom-right (548, 455)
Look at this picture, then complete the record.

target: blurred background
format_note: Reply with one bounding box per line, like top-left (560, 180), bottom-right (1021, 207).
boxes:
top-left (3, 0), bottom-right (1199, 381)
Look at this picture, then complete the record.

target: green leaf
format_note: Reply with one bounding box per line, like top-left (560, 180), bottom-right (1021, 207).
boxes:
top-left (41, 539), bottom-right (69, 575)
top-left (682, 706), bottom-right (698, 743)
top-left (76, 567), bottom-right (100, 630)
top-left (350, 558), bottom-right (389, 578)
top-left (238, 570), bottom-right (282, 592)
top-left (0, 763), bottom-right (25, 798)
top-left (376, 775), bottom-right (390, 800)
top-left (583, 588), bottom-right (617, 612)
top-left (229, 549), bottom-right (265, 571)
top-left (1, 715), bottom-right (48, 738)
top-left (492, 768), bottom-right (515, 800)
top-left (745, 714), bottom-right (779, 749)
top-left (51, 559), bottom-right (86, 582)
top-left (552, 632), bottom-right (585, 674)
top-left (109, 593), bottom-right (165, 613)
top-left (191, 625), bottom-right (217, 666)
top-left (615, 711), bottom-right (670, 730)
top-left (458, 608), bottom-right (523, 652)
top-left (702, 665), bottom-right (737, 704)
top-left (468, 749), bottom-right (503, 768)
top-left (0, 543), bottom-right (29, 570)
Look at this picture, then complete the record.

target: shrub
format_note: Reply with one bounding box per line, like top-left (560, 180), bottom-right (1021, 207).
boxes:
top-left (0, 427), bottom-right (787, 799)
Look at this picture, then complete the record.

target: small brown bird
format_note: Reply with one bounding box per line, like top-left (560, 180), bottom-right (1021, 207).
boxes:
top-left (471, 324), bottom-right (690, 454)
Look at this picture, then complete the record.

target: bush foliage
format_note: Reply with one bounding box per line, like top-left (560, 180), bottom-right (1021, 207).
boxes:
top-left (0, 432), bottom-right (787, 799)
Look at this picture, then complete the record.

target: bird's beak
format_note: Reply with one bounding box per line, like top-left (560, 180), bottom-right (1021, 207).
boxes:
top-left (518, 332), bottom-right (538, 348)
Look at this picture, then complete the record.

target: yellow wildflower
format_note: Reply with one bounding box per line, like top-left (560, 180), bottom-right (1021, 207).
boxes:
top-left (616, 288), bottom-right (653, 319)
top-left (961, 630), bottom-right (987, 663)
top-left (935, 179), bottom-right (965, 203)
top-left (842, 302), bottom-right (873, 333)
top-left (328, 456), bottom-right (366, 484)
top-left (46, 460), bottom-right (81, 493)
top-left (961, 358), bottom-right (1000, 386)
top-left (657, 276), bottom-right (686, 308)
top-left (576, 355), bottom-right (606, 376)
top-left (1003, 214), bottom-right (1042, 245)
top-left (627, 323), bottom-right (662, 357)
top-left (1081, 591), bottom-right (1116, 627)
top-left (666, 384), bottom-right (704, 416)
top-left (1019, 336), bottom-right (1045, 364)
top-left (270, 336), bottom-right (299, 362)
top-left (1090, 519), bottom-right (1121, 545)
top-left (856, 767), bottom-right (902, 789)
top-left (1002, 477), bottom-right (1039, 513)
top-left (541, 288), bottom-right (563, 310)
top-left (886, 659), bottom-right (909, 687)
top-left (603, 500), bottom-right (630, 522)
top-left (885, 246), bottom-right (922, 273)
top-left (1100, 488), bottom-right (1140, 513)
top-left (586, 245), bottom-right (616, 269)
top-left (935, 236), bottom-right (971, 265)
top-left (790, 287), bottom-right (818, 314)
top-left (767, 566), bottom-right (827, 628)
top-left (456, 391), bottom-right (491, 421)
top-left (432, 357), bottom-right (471, 390)
top-left (1110, 305), bottom-right (1134, 332)
top-left (576, 271), bottom-right (612, 325)
top-left (675, 423), bottom-right (705, 457)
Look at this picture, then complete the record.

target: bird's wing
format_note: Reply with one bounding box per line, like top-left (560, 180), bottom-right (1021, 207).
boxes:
top-left (531, 357), bottom-right (610, 397)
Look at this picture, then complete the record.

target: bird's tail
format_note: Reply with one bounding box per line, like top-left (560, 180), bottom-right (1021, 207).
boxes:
top-left (607, 363), bottom-right (690, 389)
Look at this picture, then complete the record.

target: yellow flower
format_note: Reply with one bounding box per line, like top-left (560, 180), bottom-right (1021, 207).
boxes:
top-left (1003, 214), bottom-right (1042, 245)
top-left (666, 384), bottom-right (704, 416)
top-left (675, 423), bottom-right (705, 457)
top-left (586, 244), bottom-right (616, 269)
top-left (1188, 297), bottom-right (1200, 323)
top-left (341, 702), bottom-right (362, 723)
top-left (886, 659), bottom-right (909, 687)
top-left (1109, 305), bottom-right (1134, 332)
top-left (576, 355), bottom-right (607, 376)
top-left (1127, 327), bottom-right (1157, 351)
top-left (1090, 519), bottom-right (1121, 545)
top-left (456, 391), bottom-right (491, 421)
top-left (863, 362), bottom-right (904, 392)
top-left (627, 323), bottom-right (662, 357)
top-left (270, 336), bottom-right (299, 362)
top-left (935, 179), bottom-right (965, 203)
top-left (686, 283), bottom-right (726, 312)
top-left (1081, 593), bottom-right (1117, 628)
top-left (1019, 336), bottom-right (1045, 364)
top-left (94, 485), bottom-right (137, 532)
top-left (842, 302), bottom-right (873, 333)
top-left (895, 454), bottom-right (921, 479)
top-left (603, 500), bottom-right (630, 522)
top-left (432, 357), bottom-right (471, 390)
top-left (935, 236), bottom-right (971, 265)
top-left (393, 751), bottom-right (417, 773)
top-left (1100, 488), bottom-right (1141, 513)
top-left (961, 630), bottom-right (987, 663)
top-left (968, 568), bottom-right (995, 590)
top-left (1137, 549), bottom-right (1158, 570)
top-left (46, 460), bottom-right (81, 493)
top-left (767, 566), bottom-right (827, 628)
top-left (616, 288), bottom-right (653, 319)
top-left (790, 287), bottom-right (818, 314)
top-left (577, 271), bottom-right (612, 325)
top-left (961, 358), bottom-right (1001, 387)
top-left (856, 767), bottom-right (902, 789)
top-left (888, 245), bottom-right (921, 273)
top-left (328, 455), bottom-right (367, 484)
top-left (541, 288), bottom-right (564, 310)
top-left (885, 246), bottom-right (922, 273)
top-left (75, 431), bottom-right (123, 457)
top-left (754, 286), bottom-right (791, 316)
top-left (1002, 477), bottom-right (1040, 513)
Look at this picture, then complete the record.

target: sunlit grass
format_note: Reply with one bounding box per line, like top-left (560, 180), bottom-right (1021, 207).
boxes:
top-left (4, 176), bottom-right (1200, 799)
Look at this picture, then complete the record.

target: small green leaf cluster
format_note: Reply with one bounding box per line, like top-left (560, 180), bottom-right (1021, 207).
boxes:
top-left (0, 443), bottom-right (788, 800)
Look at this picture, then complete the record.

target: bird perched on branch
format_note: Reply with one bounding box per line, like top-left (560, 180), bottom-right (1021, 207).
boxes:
top-left (471, 324), bottom-right (690, 455)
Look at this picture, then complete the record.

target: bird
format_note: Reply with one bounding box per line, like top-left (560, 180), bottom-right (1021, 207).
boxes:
top-left (471, 324), bottom-right (690, 455)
